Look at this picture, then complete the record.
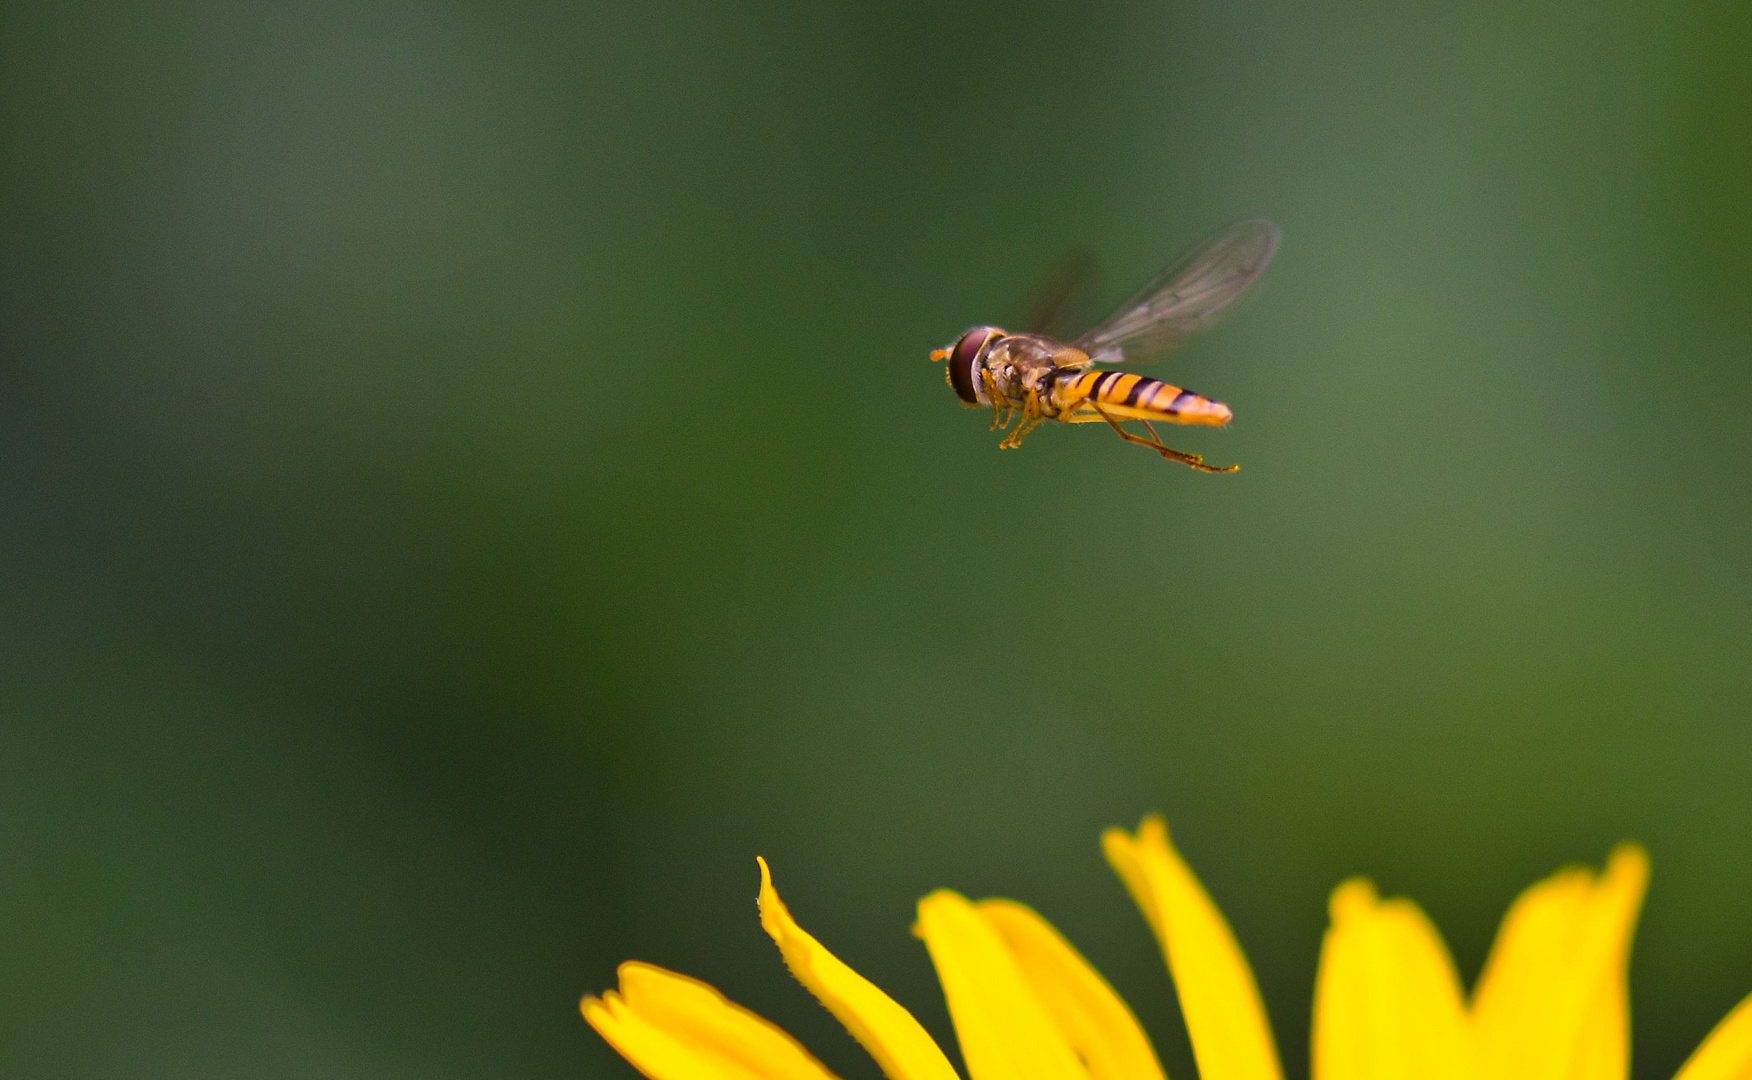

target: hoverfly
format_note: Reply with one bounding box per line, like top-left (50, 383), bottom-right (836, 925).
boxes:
top-left (931, 219), bottom-right (1280, 472)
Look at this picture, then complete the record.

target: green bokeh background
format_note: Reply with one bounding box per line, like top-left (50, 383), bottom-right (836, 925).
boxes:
top-left (3, 0), bottom-right (1751, 1076)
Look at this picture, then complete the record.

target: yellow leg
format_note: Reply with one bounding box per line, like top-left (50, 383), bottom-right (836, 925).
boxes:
top-left (982, 371), bottom-right (1008, 429)
top-left (999, 414), bottom-right (1045, 449)
top-left (1000, 396), bottom-right (1055, 449)
top-left (1087, 400), bottom-right (1237, 473)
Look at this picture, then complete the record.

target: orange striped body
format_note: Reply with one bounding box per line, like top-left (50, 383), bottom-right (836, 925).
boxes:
top-left (931, 327), bottom-right (1237, 471)
top-left (931, 219), bottom-right (1275, 469)
top-left (1052, 369), bottom-right (1232, 427)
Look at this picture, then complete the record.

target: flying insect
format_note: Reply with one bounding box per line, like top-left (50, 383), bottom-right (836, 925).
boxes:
top-left (931, 219), bottom-right (1279, 472)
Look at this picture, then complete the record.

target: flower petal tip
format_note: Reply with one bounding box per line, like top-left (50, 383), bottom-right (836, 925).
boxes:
top-left (1606, 842), bottom-right (1650, 890)
top-left (1100, 813), bottom-right (1170, 864)
top-left (578, 990), bottom-right (620, 1035)
top-left (757, 857), bottom-right (791, 946)
top-left (918, 888), bottom-right (966, 910)
top-left (1099, 828), bottom-right (1129, 860)
top-left (913, 890), bottom-right (970, 939)
top-left (1137, 813), bottom-right (1169, 843)
top-left (1328, 878), bottom-right (1379, 923)
top-left (1107, 814), bottom-right (1168, 849)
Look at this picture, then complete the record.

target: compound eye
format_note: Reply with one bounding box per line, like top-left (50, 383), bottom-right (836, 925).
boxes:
top-left (948, 326), bottom-right (1000, 404)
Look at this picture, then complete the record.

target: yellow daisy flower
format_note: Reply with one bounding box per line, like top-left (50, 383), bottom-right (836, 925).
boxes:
top-left (582, 816), bottom-right (1752, 1080)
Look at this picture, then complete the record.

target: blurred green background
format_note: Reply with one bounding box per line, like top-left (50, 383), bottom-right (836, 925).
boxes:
top-left (3, 0), bottom-right (1751, 1076)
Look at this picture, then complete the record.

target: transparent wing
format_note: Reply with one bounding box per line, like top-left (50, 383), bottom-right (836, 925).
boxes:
top-left (1074, 219), bottom-right (1279, 365)
top-left (1017, 247), bottom-right (1099, 339)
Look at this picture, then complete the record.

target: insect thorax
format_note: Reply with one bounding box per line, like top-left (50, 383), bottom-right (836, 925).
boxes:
top-left (982, 334), bottom-right (1090, 414)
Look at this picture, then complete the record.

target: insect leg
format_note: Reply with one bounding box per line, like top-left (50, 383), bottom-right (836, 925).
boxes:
top-left (1003, 394), bottom-right (1056, 448)
top-left (1086, 400), bottom-right (1237, 473)
top-left (981, 371), bottom-right (1008, 429)
top-left (999, 414), bottom-right (1045, 449)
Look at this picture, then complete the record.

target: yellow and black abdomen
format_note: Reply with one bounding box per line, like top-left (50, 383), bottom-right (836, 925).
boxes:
top-left (1055, 369), bottom-right (1233, 427)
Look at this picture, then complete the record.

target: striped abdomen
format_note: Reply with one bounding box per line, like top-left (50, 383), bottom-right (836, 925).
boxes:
top-left (1055, 369), bottom-right (1232, 427)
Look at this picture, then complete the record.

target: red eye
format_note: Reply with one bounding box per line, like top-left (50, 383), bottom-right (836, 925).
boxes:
top-left (948, 327), bottom-right (1000, 404)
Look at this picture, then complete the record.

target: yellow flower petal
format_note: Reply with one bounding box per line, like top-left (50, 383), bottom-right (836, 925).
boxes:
top-left (976, 899), bottom-right (1170, 1080)
top-left (757, 858), bottom-right (962, 1080)
top-left (1471, 843), bottom-right (1649, 1080)
top-left (584, 989), bottom-right (757, 1080)
top-left (1103, 815), bottom-right (1284, 1080)
top-left (1673, 992), bottom-right (1752, 1080)
top-left (582, 962), bottom-right (839, 1080)
top-left (914, 890), bottom-right (1090, 1080)
top-left (1311, 879), bottom-right (1473, 1080)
